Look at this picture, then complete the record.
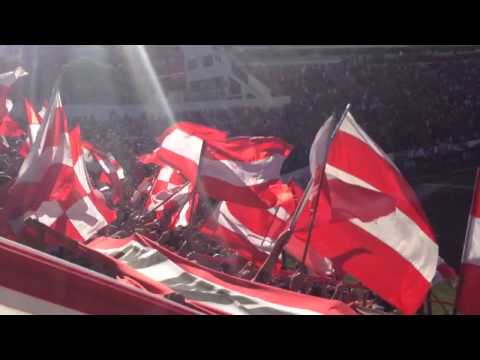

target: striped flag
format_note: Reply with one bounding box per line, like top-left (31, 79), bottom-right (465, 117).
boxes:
top-left (144, 164), bottom-right (195, 228)
top-left (6, 89), bottom-right (116, 242)
top-left (292, 111), bottom-right (439, 315)
top-left (88, 234), bottom-right (357, 315)
top-left (0, 235), bottom-right (197, 314)
top-left (456, 169), bottom-right (480, 314)
top-left (140, 122), bottom-right (292, 208)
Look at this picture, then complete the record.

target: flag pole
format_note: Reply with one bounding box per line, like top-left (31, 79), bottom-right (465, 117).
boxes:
top-left (300, 104), bottom-right (351, 268)
top-left (453, 167), bottom-right (480, 315)
top-left (254, 105), bottom-right (351, 282)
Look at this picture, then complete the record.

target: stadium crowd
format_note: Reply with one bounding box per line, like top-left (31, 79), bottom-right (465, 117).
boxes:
top-left (58, 53), bottom-right (480, 179)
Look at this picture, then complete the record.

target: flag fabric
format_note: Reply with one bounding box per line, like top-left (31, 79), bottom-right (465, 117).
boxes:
top-left (456, 169), bottom-right (480, 314)
top-left (201, 180), bottom-right (334, 275)
top-left (199, 136), bottom-right (292, 208)
top-left (144, 164), bottom-right (195, 228)
top-left (292, 111), bottom-right (439, 314)
top-left (0, 235), bottom-right (197, 314)
top-left (87, 233), bottom-right (357, 315)
top-left (82, 139), bottom-right (125, 205)
top-left (6, 89), bottom-right (116, 243)
top-left (139, 121), bottom-right (228, 183)
top-left (19, 98), bottom-right (46, 157)
top-left (140, 122), bottom-right (292, 208)
top-left (24, 98), bottom-right (44, 144)
top-left (432, 256), bottom-right (457, 286)
top-left (0, 115), bottom-right (25, 138)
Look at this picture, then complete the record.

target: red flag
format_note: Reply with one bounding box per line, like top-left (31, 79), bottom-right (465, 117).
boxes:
top-left (88, 234), bottom-right (357, 315)
top-left (292, 111), bottom-right (438, 315)
top-left (6, 89), bottom-right (116, 243)
top-left (456, 169), bottom-right (480, 314)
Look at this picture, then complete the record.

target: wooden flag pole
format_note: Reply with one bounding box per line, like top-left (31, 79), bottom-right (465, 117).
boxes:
top-left (453, 167), bottom-right (480, 315)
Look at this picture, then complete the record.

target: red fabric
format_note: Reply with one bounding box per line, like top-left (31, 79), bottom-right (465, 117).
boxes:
top-left (457, 263), bottom-right (480, 314)
top-left (0, 115), bottom-right (25, 137)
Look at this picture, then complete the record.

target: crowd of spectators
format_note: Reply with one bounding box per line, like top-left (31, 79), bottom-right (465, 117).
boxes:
top-left (32, 50), bottom-right (478, 181)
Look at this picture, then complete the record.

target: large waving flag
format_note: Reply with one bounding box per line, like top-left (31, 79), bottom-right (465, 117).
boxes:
top-left (87, 234), bottom-right (357, 315)
top-left (292, 111), bottom-right (439, 315)
top-left (456, 169), bottom-right (480, 314)
top-left (140, 122), bottom-right (292, 208)
top-left (200, 136), bottom-right (292, 208)
top-left (6, 89), bottom-right (116, 243)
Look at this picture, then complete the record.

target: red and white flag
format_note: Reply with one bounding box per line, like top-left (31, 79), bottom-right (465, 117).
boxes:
top-left (82, 139), bottom-right (125, 205)
top-left (19, 98), bottom-right (46, 157)
top-left (6, 89), bottom-right (116, 243)
top-left (88, 234), bottom-right (357, 315)
top-left (140, 122), bottom-right (292, 208)
top-left (139, 121), bottom-right (228, 183)
top-left (292, 111), bottom-right (439, 315)
top-left (199, 136), bottom-right (292, 208)
top-left (456, 169), bottom-right (480, 314)
top-left (0, 235), bottom-right (197, 314)
top-left (144, 164), bottom-right (196, 228)
top-left (24, 98), bottom-right (44, 143)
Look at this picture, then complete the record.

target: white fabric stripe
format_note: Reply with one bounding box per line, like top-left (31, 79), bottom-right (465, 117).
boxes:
top-left (326, 163), bottom-right (437, 281)
top-left (158, 166), bottom-right (174, 182)
top-left (325, 164), bottom-right (378, 192)
top-left (463, 216), bottom-right (480, 266)
top-left (175, 199), bottom-right (191, 227)
top-left (66, 196), bottom-right (108, 240)
top-left (111, 242), bottom-right (322, 315)
top-left (30, 124), bottom-right (40, 143)
top-left (267, 206), bottom-right (290, 223)
top-left (161, 129), bottom-right (203, 165)
top-left (98, 159), bottom-right (111, 174)
top-left (217, 202), bottom-right (275, 253)
top-left (0, 285), bottom-right (83, 315)
top-left (339, 112), bottom-right (400, 171)
top-left (201, 154), bottom-right (286, 187)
